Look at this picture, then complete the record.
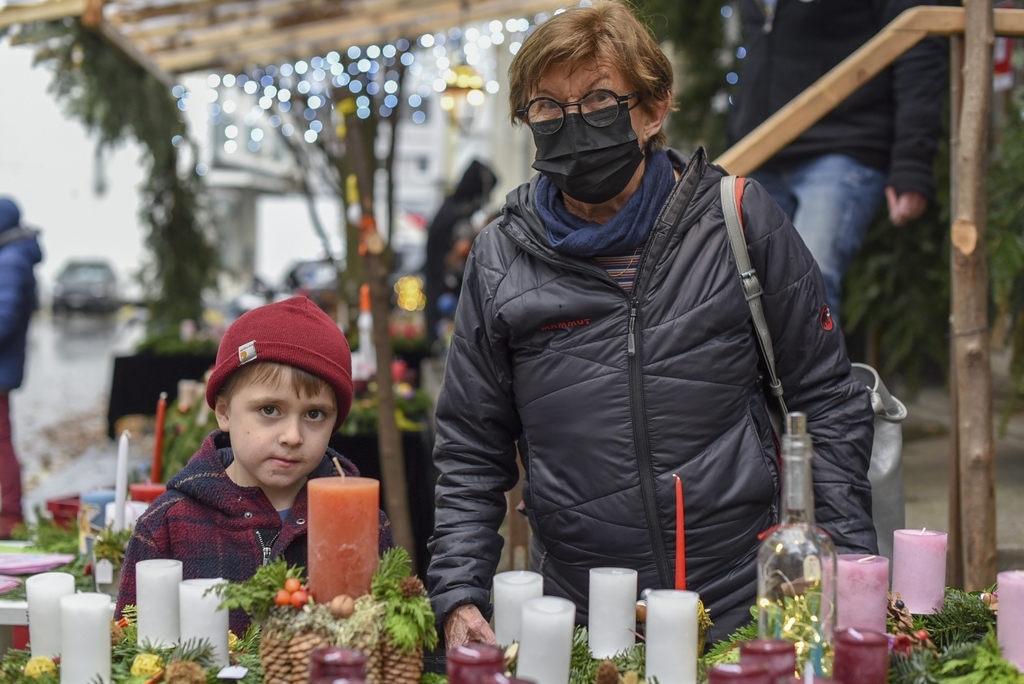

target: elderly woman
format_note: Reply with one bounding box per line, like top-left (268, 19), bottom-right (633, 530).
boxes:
top-left (426, 1), bottom-right (876, 646)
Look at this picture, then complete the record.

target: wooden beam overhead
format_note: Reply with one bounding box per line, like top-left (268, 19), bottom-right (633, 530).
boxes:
top-left (715, 6), bottom-right (1024, 175)
top-left (96, 18), bottom-right (176, 86)
top-left (0, 0), bottom-right (86, 29)
top-left (150, 0), bottom-right (561, 73)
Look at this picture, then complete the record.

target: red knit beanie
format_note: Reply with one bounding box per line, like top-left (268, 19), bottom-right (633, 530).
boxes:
top-left (206, 297), bottom-right (353, 431)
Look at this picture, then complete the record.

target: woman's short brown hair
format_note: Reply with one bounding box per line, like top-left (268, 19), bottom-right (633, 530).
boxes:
top-left (508, 1), bottom-right (674, 152)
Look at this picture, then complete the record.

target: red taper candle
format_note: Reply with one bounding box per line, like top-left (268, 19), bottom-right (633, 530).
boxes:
top-left (151, 392), bottom-right (167, 483)
top-left (674, 473), bottom-right (686, 590)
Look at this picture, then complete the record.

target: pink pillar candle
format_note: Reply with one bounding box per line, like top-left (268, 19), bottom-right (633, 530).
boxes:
top-left (738, 640), bottom-right (796, 680)
top-left (891, 529), bottom-right (947, 614)
top-left (837, 554), bottom-right (889, 633)
top-left (832, 628), bottom-right (889, 684)
top-left (997, 570), bottom-right (1024, 670)
top-left (705, 664), bottom-right (771, 684)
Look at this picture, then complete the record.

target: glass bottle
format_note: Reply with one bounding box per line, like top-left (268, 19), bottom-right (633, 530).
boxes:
top-left (756, 412), bottom-right (837, 677)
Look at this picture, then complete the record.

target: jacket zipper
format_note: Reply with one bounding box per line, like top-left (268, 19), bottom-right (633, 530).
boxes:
top-left (499, 153), bottom-right (705, 591)
top-left (255, 530), bottom-right (280, 567)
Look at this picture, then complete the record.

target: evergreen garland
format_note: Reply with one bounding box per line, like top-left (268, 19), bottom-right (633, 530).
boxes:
top-left (16, 19), bottom-right (217, 327)
top-left (915, 588), bottom-right (996, 651)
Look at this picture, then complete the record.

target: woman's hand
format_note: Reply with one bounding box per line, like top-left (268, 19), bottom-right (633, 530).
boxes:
top-left (444, 604), bottom-right (497, 647)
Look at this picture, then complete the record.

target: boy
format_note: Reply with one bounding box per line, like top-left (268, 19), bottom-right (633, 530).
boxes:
top-left (116, 297), bottom-right (394, 632)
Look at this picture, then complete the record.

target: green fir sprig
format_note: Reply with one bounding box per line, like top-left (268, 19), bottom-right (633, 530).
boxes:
top-left (213, 558), bottom-right (305, 623)
top-left (915, 588), bottom-right (997, 651)
top-left (372, 548), bottom-right (438, 654)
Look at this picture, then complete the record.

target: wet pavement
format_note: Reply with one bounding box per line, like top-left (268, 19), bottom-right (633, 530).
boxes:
top-left (9, 311), bottom-right (150, 519)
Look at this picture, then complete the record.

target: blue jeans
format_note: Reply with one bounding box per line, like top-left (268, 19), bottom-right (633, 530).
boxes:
top-left (750, 154), bottom-right (887, 324)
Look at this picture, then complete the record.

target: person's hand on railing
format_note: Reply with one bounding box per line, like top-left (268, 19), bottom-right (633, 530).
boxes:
top-left (885, 187), bottom-right (928, 226)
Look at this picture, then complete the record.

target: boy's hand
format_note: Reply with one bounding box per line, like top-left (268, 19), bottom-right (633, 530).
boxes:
top-left (445, 604), bottom-right (496, 647)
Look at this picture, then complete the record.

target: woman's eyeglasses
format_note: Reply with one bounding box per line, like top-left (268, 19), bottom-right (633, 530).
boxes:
top-left (517, 89), bottom-right (638, 135)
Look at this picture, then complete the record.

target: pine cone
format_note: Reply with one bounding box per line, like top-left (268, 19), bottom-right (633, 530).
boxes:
top-left (400, 576), bottom-right (425, 599)
top-left (982, 592), bottom-right (999, 615)
top-left (365, 645), bottom-right (384, 684)
top-left (380, 633), bottom-right (423, 684)
top-left (165, 661), bottom-right (206, 684)
top-left (888, 592), bottom-right (915, 635)
top-left (596, 660), bottom-right (619, 684)
top-left (288, 632), bottom-right (330, 684)
top-left (260, 631), bottom-right (296, 684)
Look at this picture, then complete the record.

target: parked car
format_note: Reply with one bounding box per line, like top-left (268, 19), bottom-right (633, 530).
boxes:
top-left (52, 260), bottom-right (119, 314)
top-left (284, 259), bottom-right (338, 313)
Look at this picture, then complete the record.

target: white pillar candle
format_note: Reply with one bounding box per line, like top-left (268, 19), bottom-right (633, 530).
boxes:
top-left (493, 570), bottom-right (544, 646)
top-left (26, 572), bottom-right (76, 658)
top-left (645, 590), bottom-right (699, 684)
top-left (136, 558), bottom-right (182, 646)
top-left (60, 594), bottom-right (112, 684)
top-left (180, 579), bottom-right (229, 667)
top-left (517, 596), bottom-right (576, 684)
top-left (998, 570), bottom-right (1024, 670)
top-left (113, 431), bottom-right (129, 532)
top-left (588, 568), bottom-right (637, 658)
top-left (892, 529), bottom-right (947, 614)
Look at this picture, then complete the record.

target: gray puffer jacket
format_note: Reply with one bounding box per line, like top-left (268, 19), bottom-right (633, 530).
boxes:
top-left (427, 148), bottom-right (876, 642)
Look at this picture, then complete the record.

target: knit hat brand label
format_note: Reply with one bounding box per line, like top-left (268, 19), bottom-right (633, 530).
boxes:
top-left (238, 340), bottom-right (257, 365)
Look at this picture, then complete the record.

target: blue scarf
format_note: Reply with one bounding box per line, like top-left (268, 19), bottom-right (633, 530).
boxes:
top-left (536, 150), bottom-right (676, 258)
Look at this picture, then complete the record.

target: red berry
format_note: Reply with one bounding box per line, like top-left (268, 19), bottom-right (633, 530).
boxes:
top-left (274, 590), bottom-right (292, 606)
top-left (290, 590), bottom-right (309, 609)
top-left (284, 578), bottom-right (302, 593)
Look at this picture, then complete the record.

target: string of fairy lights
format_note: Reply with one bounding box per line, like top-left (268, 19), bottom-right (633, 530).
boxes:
top-left (170, 4), bottom-right (590, 175)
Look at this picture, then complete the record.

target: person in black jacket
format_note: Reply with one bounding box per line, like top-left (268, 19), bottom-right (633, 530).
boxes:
top-left (427, 1), bottom-right (876, 647)
top-left (729, 0), bottom-right (945, 322)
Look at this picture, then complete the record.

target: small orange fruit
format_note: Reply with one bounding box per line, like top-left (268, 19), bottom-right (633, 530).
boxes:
top-left (284, 578), bottom-right (302, 593)
top-left (290, 590), bottom-right (309, 610)
top-left (274, 590), bottom-right (292, 606)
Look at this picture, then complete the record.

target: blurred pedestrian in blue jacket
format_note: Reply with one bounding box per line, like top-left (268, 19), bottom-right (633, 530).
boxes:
top-left (0, 198), bottom-right (43, 536)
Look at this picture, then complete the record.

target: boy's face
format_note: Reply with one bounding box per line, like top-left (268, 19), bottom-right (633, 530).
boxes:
top-left (214, 367), bottom-right (337, 509)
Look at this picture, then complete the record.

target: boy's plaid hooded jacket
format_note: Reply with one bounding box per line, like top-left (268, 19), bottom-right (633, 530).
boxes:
top-left (116, 430), bottom-right (394, 633)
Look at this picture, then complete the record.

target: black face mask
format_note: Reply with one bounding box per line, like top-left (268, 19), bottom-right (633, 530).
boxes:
top-left (531, 103), bottom-right (645, 205)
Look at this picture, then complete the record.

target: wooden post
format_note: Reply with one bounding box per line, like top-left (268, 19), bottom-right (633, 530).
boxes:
top-left (342, 101), bottom-right (417, 563)
top-left (951, 0), bottom-right (997, 591)
top-left (947, 34), bottom-right (965, 591)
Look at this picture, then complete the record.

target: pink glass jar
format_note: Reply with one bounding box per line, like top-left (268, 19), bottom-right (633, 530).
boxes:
top-left (832, 628), bottom-right (889, 684)
top-left (309, 648), bottom-right (368, 681)
top-left (706, 663), bottom-right (772, 684)
top-left (739, 639), bottom-right (797, 680)
top-left (447, 643), bottom-right (505, 684)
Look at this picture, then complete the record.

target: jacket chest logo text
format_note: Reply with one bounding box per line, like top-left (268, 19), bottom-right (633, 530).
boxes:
top-left (540, 318), bottom-right (591, 332)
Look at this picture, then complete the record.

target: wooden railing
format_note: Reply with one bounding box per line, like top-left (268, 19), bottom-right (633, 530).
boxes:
top-left (714, 4), bottom-right (1024, 593)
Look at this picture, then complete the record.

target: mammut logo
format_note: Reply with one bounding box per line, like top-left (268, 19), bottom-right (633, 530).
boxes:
top-left (540, 318), bottom-right (591, 332)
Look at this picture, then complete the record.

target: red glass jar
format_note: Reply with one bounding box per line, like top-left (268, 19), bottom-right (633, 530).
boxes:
top-left (706, 663), bottom-right (772, 684)
top-left (446, 643), bottom-right (505, 684)
top-left (832, 628), bottom-right (889, 684)
top-left (738, 639), bottom-right (797, 680)
top-left (309, 647), bottom-right (368, 681)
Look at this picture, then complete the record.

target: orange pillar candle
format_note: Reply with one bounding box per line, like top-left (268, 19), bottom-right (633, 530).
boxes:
top-left (307, 477), bottom-right (380, 602)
